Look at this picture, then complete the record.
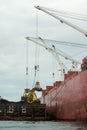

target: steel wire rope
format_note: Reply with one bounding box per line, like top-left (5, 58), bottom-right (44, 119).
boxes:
top-left (51, 49), bottom-right (56, 81)
top-left (55, 15), bottom-right (87, 21)
top-left (34, 38), bottom-right (87, 65)
top-left (38, 38), bottom-right (87, 49)
top-left (32, 9), bottom-right (40, 87)
top-left (50, 40), bottom-right (86, 71)
top-left (44, 7), bottom-right (87, 18)
top-left (46, 39), bottom-right (87, 60)
top-left (25, 39), bottom-right (29, 88)
top-left (72, 48), bottom-right (87, 58)
top-left (43, 7), bottom-right (87, 21)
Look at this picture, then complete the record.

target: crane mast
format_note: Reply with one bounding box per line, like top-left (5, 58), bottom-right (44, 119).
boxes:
top-left (35, 6), bottom-right (87, 37)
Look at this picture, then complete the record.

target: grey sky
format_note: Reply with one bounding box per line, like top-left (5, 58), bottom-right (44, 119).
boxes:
top-left (0, 0), bottom-right (87, 101)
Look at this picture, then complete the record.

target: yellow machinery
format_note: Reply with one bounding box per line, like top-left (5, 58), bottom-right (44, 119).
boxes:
top-left (22, 82), bottom-right (42, 103)
top-left (23, 88), bottom-right (37, 103)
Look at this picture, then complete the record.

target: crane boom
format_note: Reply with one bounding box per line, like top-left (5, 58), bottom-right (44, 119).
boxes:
top-left (35, 6), bottom-right (87, 37)
top-left (26, 37), bottom-right (80, 65)
top-left (26, 36), bottom-right (81, 81)
top-left (26, 36), bottom-right (68, 80)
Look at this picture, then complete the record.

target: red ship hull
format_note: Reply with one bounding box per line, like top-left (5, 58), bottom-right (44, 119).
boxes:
top-left (40, 70), bottom-right (87, 120)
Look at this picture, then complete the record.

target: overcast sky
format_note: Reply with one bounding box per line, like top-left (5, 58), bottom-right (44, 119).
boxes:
top-left (0, 0), bottom-right (87, 101)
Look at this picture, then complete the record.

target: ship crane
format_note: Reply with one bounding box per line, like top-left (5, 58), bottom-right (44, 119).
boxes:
top-left (35, 6), bottom-right (87, 37)
top-left (26, 36), bottom-right (81, 80)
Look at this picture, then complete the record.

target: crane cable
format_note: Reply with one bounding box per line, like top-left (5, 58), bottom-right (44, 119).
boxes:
top-left (26, 39), bottom-right (29, 88)
top-left (33, 9), bottom-right (40, 87)
top-left (42, 7), bottom-right (87, 21)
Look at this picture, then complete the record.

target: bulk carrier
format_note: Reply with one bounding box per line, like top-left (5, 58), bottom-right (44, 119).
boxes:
top-left (40, 57), bottom-right (87, 120)
top-left (26, 6), bottom-right (87, 121)
top-left (26, 37), bottom-right (87, 121)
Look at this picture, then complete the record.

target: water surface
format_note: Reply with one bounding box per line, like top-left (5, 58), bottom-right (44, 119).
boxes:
top-left (0, 121), bottom-right (87, 130)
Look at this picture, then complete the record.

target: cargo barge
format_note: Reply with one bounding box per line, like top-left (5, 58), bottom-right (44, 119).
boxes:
top-left (0, 87), bottom-right (47, 121)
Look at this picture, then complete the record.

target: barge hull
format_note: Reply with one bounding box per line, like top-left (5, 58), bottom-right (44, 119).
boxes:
top-left (0, 100), bottom-right (47, 120)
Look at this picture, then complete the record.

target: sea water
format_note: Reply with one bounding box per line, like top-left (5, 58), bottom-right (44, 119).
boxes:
top-left (0, 121), bottom-right (87, 130)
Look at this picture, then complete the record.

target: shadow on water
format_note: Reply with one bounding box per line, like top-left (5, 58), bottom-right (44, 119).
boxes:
top-left (74, 121), bottom-right (87, 130)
